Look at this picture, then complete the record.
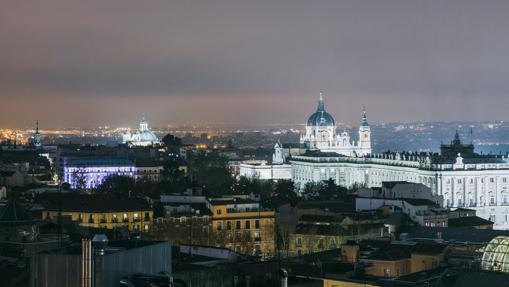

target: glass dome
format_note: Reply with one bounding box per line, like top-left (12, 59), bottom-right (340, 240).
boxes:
top-left (481, 236), bottom-right (509, 272)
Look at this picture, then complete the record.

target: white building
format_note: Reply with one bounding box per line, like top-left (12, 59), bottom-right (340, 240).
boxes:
top-left (289, 95), bottom-right (509, 228)
top-left (123, 117), bottom-right (160, 147)
top-left (300, 92), bottom-right (371, 157)
top-left (239, 142), bottom-right (292, 181)
top-left (291, 138), bottom-right (509, 229)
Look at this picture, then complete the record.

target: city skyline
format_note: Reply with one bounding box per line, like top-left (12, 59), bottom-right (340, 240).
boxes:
top-left (2, 0), bottom-right (509, 128)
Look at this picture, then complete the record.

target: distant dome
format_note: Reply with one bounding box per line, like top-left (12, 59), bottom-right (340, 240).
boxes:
top-left (139, 130), bottom-right (158, 142)
top-left (307, 91), bottom-right (335, 127)
top-left (307, 111), bottom-right (335, 126)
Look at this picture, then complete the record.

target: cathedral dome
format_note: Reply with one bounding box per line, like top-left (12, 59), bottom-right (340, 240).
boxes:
top-left (138, 130), bottom-right (158, 142)
top-left (307, 111), bottom-right (335, 126)
top-left (306, 91), bottom-right (335, 127)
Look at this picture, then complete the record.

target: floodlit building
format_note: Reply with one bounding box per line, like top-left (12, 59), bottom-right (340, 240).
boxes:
top-left (291, 133), bottom-right (509, 229)
top-left (300, 91), bottom-right (371, 157)
top-left (239, 142), bottom-right (292, 181)
top-left (122, 116), bottom-right (160, 147)
top-left (43, 196), bottom-right (153, 233)
top-left (209, 198), bottom-right (276, 259)
top-left (63, 157), bottom-right (135, 189)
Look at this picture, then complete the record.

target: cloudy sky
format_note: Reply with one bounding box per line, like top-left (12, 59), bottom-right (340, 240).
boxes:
top-left (1, 0), bottom-right (509, 128)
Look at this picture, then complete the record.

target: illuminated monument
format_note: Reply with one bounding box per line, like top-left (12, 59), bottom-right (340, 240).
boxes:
top-left (122, 116), bottom-right (160, 147)
top-left (300, 91), bottom-right (371, 157)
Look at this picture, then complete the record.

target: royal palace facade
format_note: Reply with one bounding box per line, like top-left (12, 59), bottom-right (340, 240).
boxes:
top-left (291, 133), bottom-right (509, 229)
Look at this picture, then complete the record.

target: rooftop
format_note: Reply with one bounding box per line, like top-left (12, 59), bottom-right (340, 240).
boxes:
top-left (405, 226), bottom-right (509, 243)
top-left (448, 216), bottom-right (493, 228)
top-left (66, 157), bottom-right (134, 167)
top-left (0, 199), bottom-right (40, 225)
top-left (44, 195), bottom-right (151, 213)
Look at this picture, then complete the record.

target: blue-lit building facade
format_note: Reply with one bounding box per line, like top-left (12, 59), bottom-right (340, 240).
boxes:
top-left (63, 158), bottom-right (135, 189)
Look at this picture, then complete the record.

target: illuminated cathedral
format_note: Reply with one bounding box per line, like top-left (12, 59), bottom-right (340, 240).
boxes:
top-left (300, 92), bottom-right (371, 156)
top-left (122, 117), bottom-right (160, 147)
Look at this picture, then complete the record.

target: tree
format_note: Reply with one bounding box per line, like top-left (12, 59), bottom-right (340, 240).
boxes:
top-left (162, 134), bottom-right (182, 153)
top-left (72, 168), bottom-right (87, 191)
top-left (188, 151), bottom-right (233, 196)
top-left (96, 175), bottom-right (135, 198)
top-left (302, 182), bottom-right (321, 200)
top-left (271, 180), bottom-right (299, 208)
top-left (232, 177), bottom-right (263, 195)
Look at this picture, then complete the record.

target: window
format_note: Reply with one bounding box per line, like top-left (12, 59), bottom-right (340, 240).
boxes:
top-left (217, 221), bottom-right (222, 231)
top-left (100, 214), bottom-right (106, 223)
top-left (123, 213), bottom-right (128, 222)
top-left (144, 212), bottom-right (150, 220)
top-left (255, 220), bottom-right (260, 229)
top-left (491, 196), bottom-right (496, 205)
top-left (217, 209), bottom-right (222, 215)
top-left (490, 215), bottom-right (496, 222)
top-left (491, 178), bottom-right (495, 183)
top-left (254, 231), bottom-right (261, 241)
top-left (236, 220), bottom-right (241, 229)
top-left (112, 214), bottom-right (117, 223)
top-left (296, 237), bottom-right (302, 246)
top-left (383, 268), bottom-right (390, 277)
top-left (227, 221), bottom-right (232, 230)
top-left (318, 238), bottom-right (324, 249)
top-left (88, 214), bottom-right (94, 223)
top-left (504, 177), bottom-right (507, 183)
top-left (180, 217), bottom-right (186, 224)
top-left (144, 224), bottom-right (149, 232)
top-left (245, 220), bottom-right (251, 229)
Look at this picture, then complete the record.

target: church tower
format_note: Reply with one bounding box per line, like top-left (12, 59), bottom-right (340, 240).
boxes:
top-left (33, 120), bottom-right (42, 150)
top-left (358, 108), bottom-right (371, 155)
top-left (272, 141), bottom-right (284, 164)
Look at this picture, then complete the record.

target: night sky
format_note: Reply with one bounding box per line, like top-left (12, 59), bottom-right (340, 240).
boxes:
top-left (1, 0), bottom-right (509, 128)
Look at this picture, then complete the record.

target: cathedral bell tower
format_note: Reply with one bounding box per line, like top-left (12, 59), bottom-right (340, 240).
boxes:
top-left (358, 107), bottom-right (371, 155)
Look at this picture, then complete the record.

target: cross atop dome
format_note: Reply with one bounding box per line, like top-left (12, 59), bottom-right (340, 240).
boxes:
top-left (317, 91), bottom-right (325, 111)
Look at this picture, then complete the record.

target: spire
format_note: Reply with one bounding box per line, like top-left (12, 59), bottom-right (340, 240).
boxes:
top-left (453, 130), bottom-right (461, 144)
top-left (361, 107), bottom-right (369, 126)
top-left (33, 120), bottom-right (42, 149)
top-left (317, 91), bottom-right (325, 111)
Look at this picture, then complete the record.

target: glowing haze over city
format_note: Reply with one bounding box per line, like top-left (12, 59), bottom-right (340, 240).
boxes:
top-left (1, 0), bottom-right (509, 129)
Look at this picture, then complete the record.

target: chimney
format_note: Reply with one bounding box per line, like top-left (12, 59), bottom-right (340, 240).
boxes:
top-left (82, 239), bottom-right (92, 287)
